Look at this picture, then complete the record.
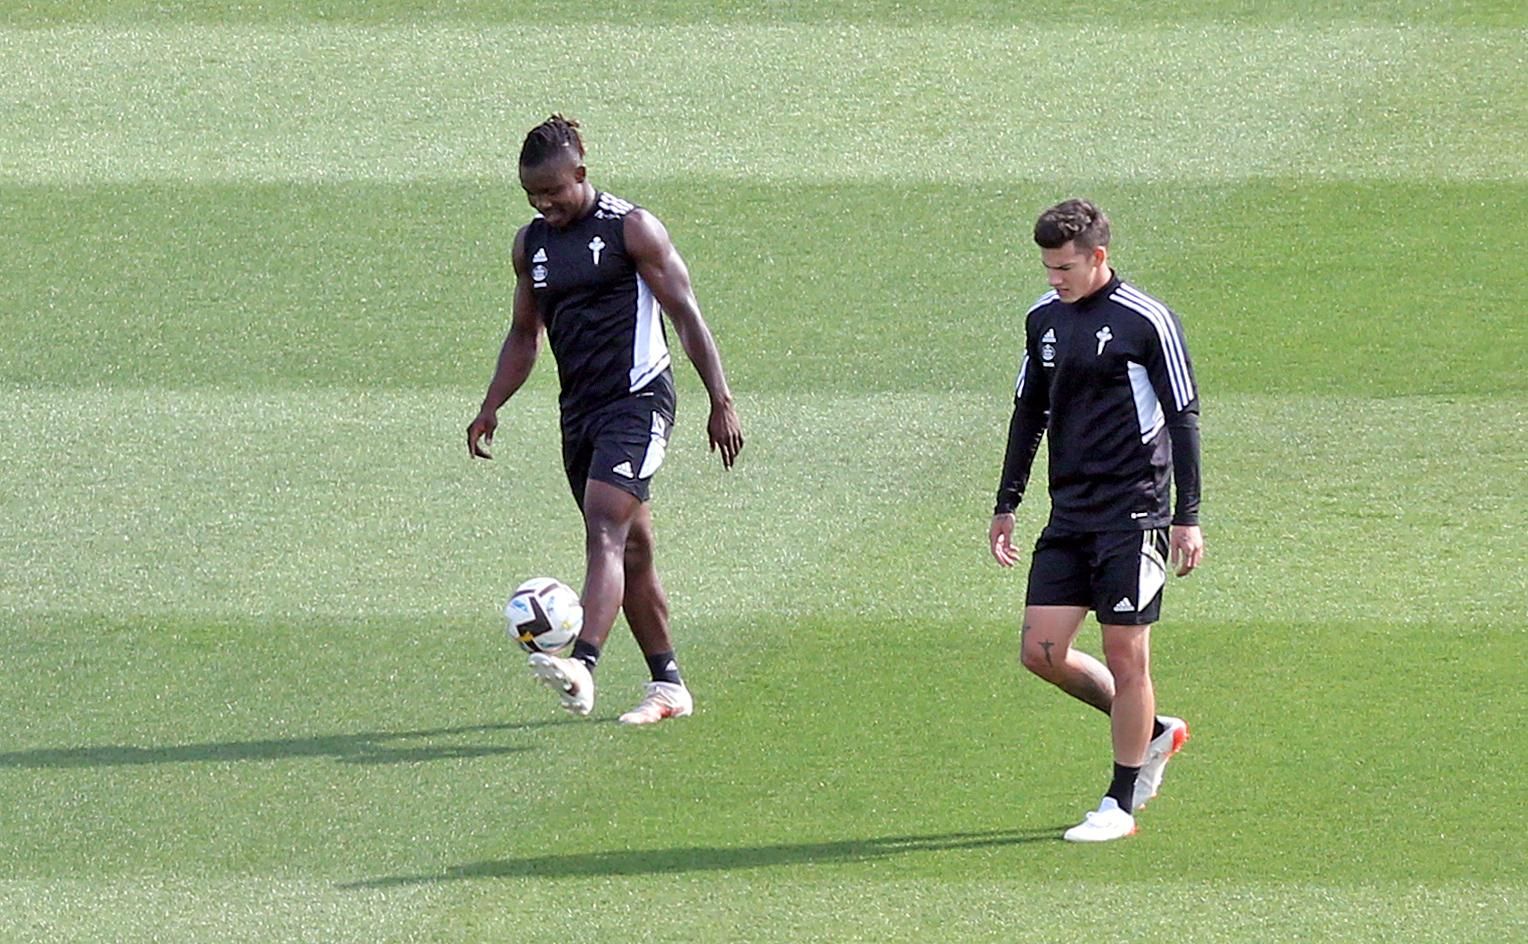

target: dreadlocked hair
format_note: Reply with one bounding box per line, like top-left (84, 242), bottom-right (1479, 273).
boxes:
top-left (519, 114), bottom-right (586, 167)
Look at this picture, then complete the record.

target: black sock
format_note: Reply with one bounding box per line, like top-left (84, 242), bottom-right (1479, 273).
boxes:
top-left (1151, 717), bottom-right (1166, 741)
top-left (643, 649), bottom-right (683, 685)
top-left (571, 639), bottom-right (601, 673)
top-left (1107, 762), bottom-right (1140, 813)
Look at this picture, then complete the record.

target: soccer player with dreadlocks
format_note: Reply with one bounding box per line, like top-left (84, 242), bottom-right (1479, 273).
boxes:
top-left (469, 115), bottom-right (744, 724)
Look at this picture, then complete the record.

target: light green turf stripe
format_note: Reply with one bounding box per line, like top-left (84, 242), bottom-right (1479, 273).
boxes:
top-left (2, 389), bottom-right (1521, 624)
top-left (0, 25), bottom-right (1521, 183)
top-left (0, 879), bottom-right (1520, 943)
top-left (4, 0), bottom-right (1525, 29)
top-left (0, 878), bottom-right (441, 944)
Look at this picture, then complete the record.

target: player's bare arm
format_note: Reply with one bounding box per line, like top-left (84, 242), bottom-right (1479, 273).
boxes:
top-left (624, 208), bottom-right (744, 468)
top-left (469, 226), bottom-right (544, 459)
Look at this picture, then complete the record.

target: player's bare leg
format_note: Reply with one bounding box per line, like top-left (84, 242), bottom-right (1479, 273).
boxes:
top-left (527, 479), bottom-right (639, 716)
top-left (1061, 621), bottom-right (1153, 838)
top-left (577, 478), bottom-right (642, 650)
top-left (1022, 607), bottom-right (1145, 841)
top-left (1019, 605), bottom-right (1115, 713)
top-left (620, 503), bottom-right (672, 655)
top-left (617, 503), bottom-right (692, 724)
top-left (1100, 623), bottom-right (1154, 769)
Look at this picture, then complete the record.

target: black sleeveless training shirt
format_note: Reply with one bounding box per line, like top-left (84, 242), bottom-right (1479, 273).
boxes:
top-left (524, 191), bottom-right (674, 420)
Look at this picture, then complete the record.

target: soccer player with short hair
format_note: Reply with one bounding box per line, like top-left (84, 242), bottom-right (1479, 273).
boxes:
top-left (990, 198), bottom-right (1203, 842)
top-left (469, 115), bottom-right (743, 724)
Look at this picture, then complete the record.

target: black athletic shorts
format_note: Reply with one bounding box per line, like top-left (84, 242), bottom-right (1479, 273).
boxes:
top-left (1025, 526), bottom-right (1170, 626)
top-left (561, 384), bottom-right (676, 507)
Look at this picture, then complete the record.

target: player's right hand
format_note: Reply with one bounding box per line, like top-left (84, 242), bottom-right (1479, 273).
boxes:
top-left (707, 398), bottom-right (744, 469)
top-left (989, 513), bottom-right (1020, 568)
top-left (467, 409), bottom-right (498, 459)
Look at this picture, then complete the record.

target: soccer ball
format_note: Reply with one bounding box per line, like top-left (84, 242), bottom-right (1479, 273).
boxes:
top-left (505, 577), bottom-right (583, 654)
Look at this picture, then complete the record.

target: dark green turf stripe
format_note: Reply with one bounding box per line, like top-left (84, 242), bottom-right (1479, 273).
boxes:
top-left (2, 181), bottom-right (1522, 395)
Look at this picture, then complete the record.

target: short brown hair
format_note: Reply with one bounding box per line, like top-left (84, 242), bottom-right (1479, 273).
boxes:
top-left (1034, 199), bottom-right (1111, 252)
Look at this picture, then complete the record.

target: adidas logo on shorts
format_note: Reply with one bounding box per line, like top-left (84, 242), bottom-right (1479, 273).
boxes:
top-left (1113, 597), bottom-right (1135, 613)
top-left (612, 461), bottom-right (634, 478)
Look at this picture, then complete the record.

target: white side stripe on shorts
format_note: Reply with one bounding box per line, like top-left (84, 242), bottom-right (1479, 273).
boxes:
top-left (1138, 531), bottom-right (1167, 610)
top-left (637, 413), bottom-right (669, 479)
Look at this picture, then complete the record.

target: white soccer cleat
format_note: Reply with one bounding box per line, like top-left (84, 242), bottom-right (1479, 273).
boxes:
top-left (1063, 797), bottom-right (1137, 843)
top-left (528, 652), bottom-right (594, 716)
top-left (1133, 716), bottom-right (1190, 810)
top-left (617, 681), bottom-right (694, 725)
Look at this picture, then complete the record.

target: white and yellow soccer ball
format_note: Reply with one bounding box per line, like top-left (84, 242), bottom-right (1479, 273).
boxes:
top-left (505, 578), bottom-right (583, 654)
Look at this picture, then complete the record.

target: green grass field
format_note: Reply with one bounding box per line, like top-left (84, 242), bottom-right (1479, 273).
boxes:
top-left (2, 2), bottom-right (1525, 941)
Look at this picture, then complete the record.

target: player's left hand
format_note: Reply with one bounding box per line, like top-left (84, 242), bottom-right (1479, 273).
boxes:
top-left (1169, 524), bottom-right (1204, 576)
top-left (468, 408), bottom-right (498, 459)
top-left (707, 398), bottom-right (744, 469)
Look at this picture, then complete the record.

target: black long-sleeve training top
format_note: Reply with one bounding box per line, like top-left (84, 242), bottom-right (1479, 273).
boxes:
top-left (995, 272), bottom-right (1201, 532)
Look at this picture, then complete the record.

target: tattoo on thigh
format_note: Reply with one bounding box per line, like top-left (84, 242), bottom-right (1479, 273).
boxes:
top-left (1022, 621), bottom-right (1056, 666)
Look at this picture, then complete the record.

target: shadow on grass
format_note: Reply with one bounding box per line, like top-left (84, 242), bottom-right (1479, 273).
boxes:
top-left (341, 827), bottom-right (1066, 888)
top-left (0, 718), bottom-right (586, 768)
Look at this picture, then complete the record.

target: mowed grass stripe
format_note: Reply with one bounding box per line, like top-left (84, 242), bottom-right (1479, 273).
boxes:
top-left (0, 878), bottom-right (440, 944)
top-left (2, 389), bottom-right (1522, 624)
top-left (6, 0), bottom-right (1525, 28)
top-left (489, 616), bottom-right (1521, 883)
top-left (450, 879), bottom-right (1528, 944)
top-left (2, 613), bottom-right (1519, 882)
top-left (1, 879), bottom-right (1521, 943)
top-left (0, 611), bottom-right (637, 882)
top-left (2, 180), bottom-right (1523, 398)
top-left (1, 24), bottom-right (1521, 183)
